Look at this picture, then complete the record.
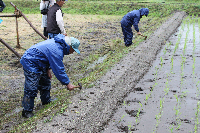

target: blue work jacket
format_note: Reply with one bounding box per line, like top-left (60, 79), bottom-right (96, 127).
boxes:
top-left (20, 34), bottom-right (71, 85)
top-left (121, 8), bottom-right (149, 32)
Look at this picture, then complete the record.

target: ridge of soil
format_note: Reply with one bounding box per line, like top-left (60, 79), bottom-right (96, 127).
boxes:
top-left (32, 11), bottom-right (186, 132)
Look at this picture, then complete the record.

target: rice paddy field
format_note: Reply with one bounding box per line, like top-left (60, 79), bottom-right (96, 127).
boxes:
top-left (0, 0), bottom-right (200, 132)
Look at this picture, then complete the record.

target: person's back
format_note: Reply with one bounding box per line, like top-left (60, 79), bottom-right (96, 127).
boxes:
top-left (47, 3), bottom-right (62, 34)
top-left (121, 10), bottom-right (140, 26)
top-left (47, 0), bottom-right (67, 39)
top-left (20, 35), bottom-right (69, 76)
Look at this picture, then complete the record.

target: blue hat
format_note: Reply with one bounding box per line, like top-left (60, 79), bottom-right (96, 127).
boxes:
top-left (0, 19), bottom-right (3, 24)
top-left (70, 37), bottom-right (80, 54)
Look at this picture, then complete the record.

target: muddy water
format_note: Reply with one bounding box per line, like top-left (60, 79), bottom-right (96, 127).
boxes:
top-left (103, 18), bottom-right (200, 133)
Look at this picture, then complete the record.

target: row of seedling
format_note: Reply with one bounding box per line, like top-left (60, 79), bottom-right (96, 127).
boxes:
top-left (192, 14), bottom-right (200, 133)
top-left (183, 17), bottom-right (190, 55)
top-left (152, 98), bottom-right (165, 133)
top-left (132, 55), bottom-right (165, 129)
top-left (146, 39), bottom-right (178, 131)
top-left (147, 25), bottom-right (184, 131)
top-left (168, 17), bottom-right (191, 131)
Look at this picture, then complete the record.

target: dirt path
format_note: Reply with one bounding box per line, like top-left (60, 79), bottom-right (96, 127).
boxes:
top-left (32, 12), bottom-right (186, 132)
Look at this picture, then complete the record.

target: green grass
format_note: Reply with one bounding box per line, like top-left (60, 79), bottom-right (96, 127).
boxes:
top-left (2, 0), bottom-right (200, 15)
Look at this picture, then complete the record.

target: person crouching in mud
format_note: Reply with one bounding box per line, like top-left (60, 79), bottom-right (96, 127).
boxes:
top-left (20, 34), bottom-right (80, 118)
top-left (120, 8), bottom-right (149, 47)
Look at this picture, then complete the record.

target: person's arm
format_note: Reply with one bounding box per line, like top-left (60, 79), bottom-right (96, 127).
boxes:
top-left (133, 16), bottom-right (140, 33)
top-left (40, 0), bottom-right (49, 10)
top-left (47, 68), bottom-right (73, 90)
top-left (47, 48), bottom-right (74, 91)
top-left (56, 9), bottom-right (66, 34)
top-left (49, 55), bottom-right (70, 85)
top-left (40, 0), bottom-right (45, 10)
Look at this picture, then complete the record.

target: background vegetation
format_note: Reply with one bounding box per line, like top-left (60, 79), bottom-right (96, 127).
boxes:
top-left (3, 0), bottom-right (200, 15)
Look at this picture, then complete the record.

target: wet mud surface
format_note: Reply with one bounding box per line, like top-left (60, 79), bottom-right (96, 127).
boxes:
top-left (103, 16), bottom-right (200, 132)
top-left (29, 12), bottom-right (192, 132)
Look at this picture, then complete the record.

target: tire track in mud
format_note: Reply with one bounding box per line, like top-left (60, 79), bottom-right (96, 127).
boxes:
top-left (32, 11), bottom-right (186, 132)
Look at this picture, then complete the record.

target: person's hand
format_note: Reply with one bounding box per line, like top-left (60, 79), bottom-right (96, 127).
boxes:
top-left (67, 83), bottom-right (74, 91)
top-left (137, 32), bottom-right (142, 35)
top-left (47, 69), bottom-right (52, 80)
top-left (63, 33), bottom-right (67, 36)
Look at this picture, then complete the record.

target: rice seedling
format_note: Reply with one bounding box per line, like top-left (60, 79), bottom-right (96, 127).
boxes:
top-left (128, 121), bottom-right (134, 132)
top-left (180, 90), bottom-right (188, 98)
top-left (173, 31), bottom-right (182, 54)
top-left (118, 114), bottom-right (127, 123)
top-left (192, 57), bottom-right (196, 76)
top-left (170, 124), bottom-right (174, 133)
top-left (170, 56), bottom-right (174, 71)
top-left (153, 98), bottom-right (164, 133)
top-left (194, 102), bottom-right (200, 133)
top-left (164, 78), bottom-right (170, 95)
top-left (183, 22), bottom-right (189, 55)
top-left (193, 16), bottom-right (196, 54)
top-left (196, 81), bottom-right (200, 97)
top-left (160, 57), bottom-right (163, 67)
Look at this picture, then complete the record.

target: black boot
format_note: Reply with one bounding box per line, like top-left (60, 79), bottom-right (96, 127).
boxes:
top-left (22, 110), bottom-right (34, 118)
top-left (42, 98), bottom-right (58, 105)
top-left (125, 43), bottom-right (132, 47)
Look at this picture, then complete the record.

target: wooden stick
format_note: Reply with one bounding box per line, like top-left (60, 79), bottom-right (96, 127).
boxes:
top-left (0, 38), bottom-right (21, 59)
top-left (0, 14), bottom-right (18, 17)
top-left (10, 2), bottom-right (47, 40)
top-left (15, 6), bottom-right (20, 48)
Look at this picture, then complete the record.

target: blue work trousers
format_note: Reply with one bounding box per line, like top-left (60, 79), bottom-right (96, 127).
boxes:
top-left (22, 68), bottom-right (51, 112)
top-left (121, 23), bottom-right (133, 46)
top-left (48, 33), bottom-right (58, 39)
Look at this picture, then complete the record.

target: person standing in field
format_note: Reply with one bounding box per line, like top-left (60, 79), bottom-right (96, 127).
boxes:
top-left (121, 8), bottom-right (149, 47)
top-left (40, 0), bottom-right (56, 38)
top-left (20, 34), bottom-right (80, 118)
top-left (0, 0), bottom-right (6, 12)
top-left (47, 0), bottom-right (68, 39)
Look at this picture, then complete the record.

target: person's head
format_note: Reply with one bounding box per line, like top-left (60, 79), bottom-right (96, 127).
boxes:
top-left (65, 36), bottom-right (80, 54)
top-left (139, 8), bottom-right (149, 17)
top-left (56, 0), bottom-right (67, 7)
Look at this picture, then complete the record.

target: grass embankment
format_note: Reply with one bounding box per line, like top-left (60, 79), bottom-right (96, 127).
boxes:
top-left (0, 0), bottom-right (200, 132)
top-left (3, 0), bottom-right (200, 15)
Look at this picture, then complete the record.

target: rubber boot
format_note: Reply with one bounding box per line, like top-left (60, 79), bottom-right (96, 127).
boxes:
top-left (125, 38), bottom-right (133, 47)
top-left (40, 90), bottom-right (58, 105)
top-left (22, 110), bottom-right (34, 118)
top-left (42, 98), bottom-right (58, 105)
top-left (22, 95), bottom-right (35, 118)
